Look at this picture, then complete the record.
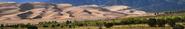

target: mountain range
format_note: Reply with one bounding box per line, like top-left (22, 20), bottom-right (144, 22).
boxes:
top-left (0, 0), bottom-right (185, 12)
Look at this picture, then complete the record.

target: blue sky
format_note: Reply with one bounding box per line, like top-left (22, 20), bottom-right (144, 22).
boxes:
top-left (0, 0), bottom-right (49, 3)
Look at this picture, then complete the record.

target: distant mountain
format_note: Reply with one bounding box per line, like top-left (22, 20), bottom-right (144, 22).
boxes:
top-left (49, 0), bottom-right (185, 12)
top-left (0, 0), bottom-right (185, 12)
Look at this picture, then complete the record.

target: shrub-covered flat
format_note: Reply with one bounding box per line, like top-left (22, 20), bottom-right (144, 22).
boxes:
top-left (1, 12), bottom-right (185, 29)
top-left (0, 24), bottom-right (174, 29)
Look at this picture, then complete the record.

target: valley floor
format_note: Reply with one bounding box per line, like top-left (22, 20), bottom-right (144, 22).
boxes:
top-left (0, 24), bottom-right (175, 29)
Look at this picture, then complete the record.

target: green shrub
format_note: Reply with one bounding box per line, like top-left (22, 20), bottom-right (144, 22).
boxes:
top-left (27, 25), bottom-right (38, 29)
top-left (0, 24), bottom-right (4, 27)
top-left (156, 19), bottom-right (166, 27)
top-left (147, 18), bottom-right (157, 27)
top-left (104, 23), bottom-right (113, 28)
